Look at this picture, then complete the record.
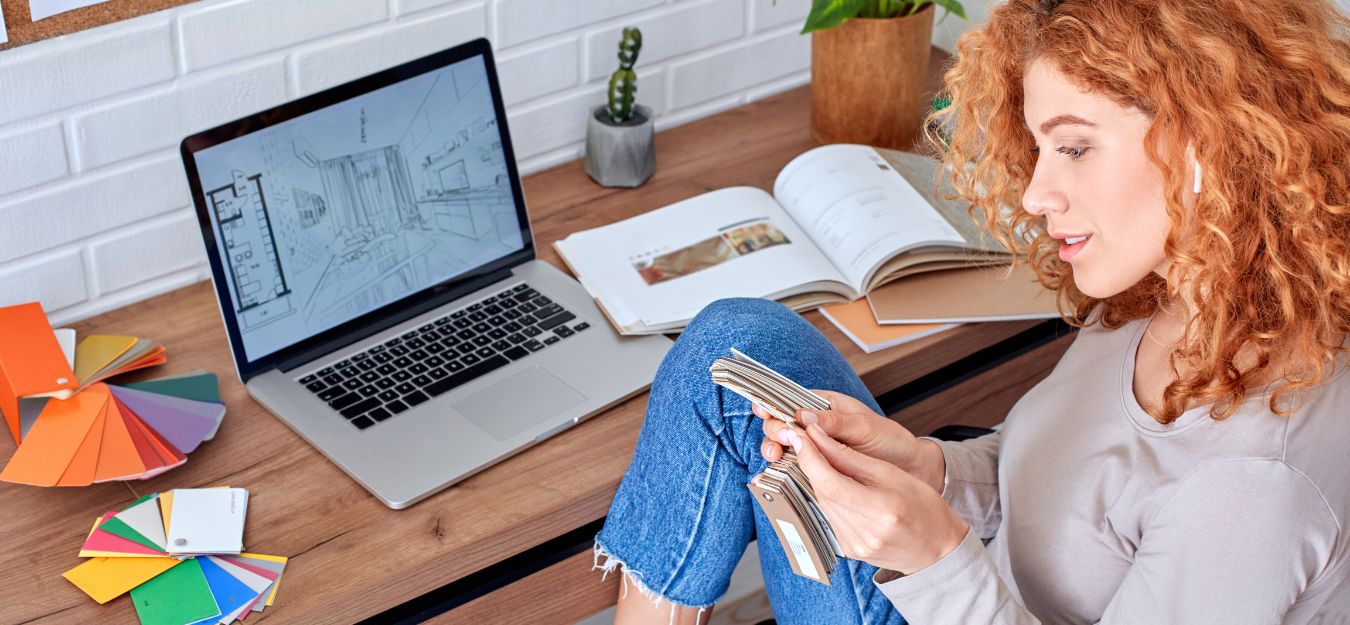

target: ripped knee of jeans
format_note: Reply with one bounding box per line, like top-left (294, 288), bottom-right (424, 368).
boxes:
top-left (592, 539), bottom-right (712, 625)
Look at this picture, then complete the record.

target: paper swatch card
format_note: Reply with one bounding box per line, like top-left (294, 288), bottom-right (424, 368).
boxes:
top-left (63, 487), bottom-right (288, 623)
top-left (167, 488), bottom-right (248, 554)
top-left (0, 302), bottom-right (78, 444)
top-left (1, 355), bottom-right (226, 486)
top-left (129, 558), bottom-right (221, 625)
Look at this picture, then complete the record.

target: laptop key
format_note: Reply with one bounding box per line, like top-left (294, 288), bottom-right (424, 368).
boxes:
top-left (305, 381), bottom-right (326, 393)
top-left (503, 309), bottom-right (522, 320)
top-left (404, 390), bottom-right (430, 406)
top-left (328, 392), bottom-right (361, 411)
top-left (300, 374), bottom-right (317, 384)
top-left (523, 339), bottom-right (544, 352)
top-left (377, 363), bottom-right (397, 375)
top-left (507, 332), bottom-right (527, 344)
top-left (518, 313), bottom-right (538, 325)
top-left (429, 367), bottom-right (448, 380)
top-left (342, 379), bottom-right (363, 391)
top-left (536, 311), bottom-right (576, 331)
top-left (318, 366), bottom-right (335, 377)
top-left (425, 354), bottom-right (511, 398)
top-left (488, 328), bottom-right (507, 340)
top-left (358, 384), bottom-right (379, 396)
top-left (447, 361), bottom-right (465, 372)
top-left (491, 339), bottom-right (511, 352)
top-left (395, 382), bottom-right (416, 395)
top-left (352, 415), bottom-right (376, 430)
top-left (554, 326), bottom-right (575, 338)
top-left (522, 326), bottom-right (542, 337)
top-left (426, 355), bottom-right (446, 367)
top-left (322, 374), bottom-right (342, 386)
top-left (408, 363), bottom-right (429, 375)
top-left (513, 283), bottom-right (530, 292)
top-left (574, 322), bottom-right (590, 331)
top-left (378, 390), bottom-right (399, 402)
top-left (455, 343), bottom-right (474, 354)
top-left (318, 386), bottom-right (347, 401)
top-left (360, 371), bottom-right (379, 383)
top-left (340, 398), bottom-right (380, 419)
top-left (472, 336), bottom-right (491, 347)
top-left (386, 400), bottom-right (409, 414)
top-left (543, 336), bottom-right (560, 345)
top-left (476, 346), bottom-right (495, 358)
top-left (368, 407), bottom-right (393, 422)
top-left (373, 352), bottom-right (393, 364)
top-left (462, 353), bottom-right (481, 365)
top-left (410, 349), bottom-right (429, 360)
top-left (393, 370), bottom-right (412, 382)
top-left (503, 346), bottom-right (529, 361)
top-left (376, 378), bottom-right (395, 389)
top-left (412, 374), bottom-right (433, 387)
top-left (435, 316), bottom-right (453, 326)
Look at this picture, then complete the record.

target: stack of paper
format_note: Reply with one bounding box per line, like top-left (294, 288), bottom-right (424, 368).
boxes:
top-left (820, 263), bottom-right (1062, 353)
top-left (63, 487), bottom-right (289, 625)
top-left (0, 302), bottom-right (225, 486)
top-left (709, 348), bottom-right (843, 584)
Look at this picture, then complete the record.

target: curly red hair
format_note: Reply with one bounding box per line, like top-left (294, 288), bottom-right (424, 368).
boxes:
top-left (927, 0), bottom-right (1350, 424)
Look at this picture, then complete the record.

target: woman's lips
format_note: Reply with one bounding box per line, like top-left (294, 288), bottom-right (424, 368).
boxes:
top-left (1059, 235), bottom-right (1091, 262)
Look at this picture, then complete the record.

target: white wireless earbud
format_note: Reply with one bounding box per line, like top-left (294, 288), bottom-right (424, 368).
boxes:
top-left (1193, 160), bottom-right (1202, 194)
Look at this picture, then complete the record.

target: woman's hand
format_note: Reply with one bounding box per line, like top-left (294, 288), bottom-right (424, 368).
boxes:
top-left (784, 423), bottom-right (969, 575)
top-left (754, 390), bottom-right (945, 493)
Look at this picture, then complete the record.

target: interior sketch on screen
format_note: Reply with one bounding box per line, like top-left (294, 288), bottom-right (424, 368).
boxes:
top-left (194, 56), bottom-right (526, 361)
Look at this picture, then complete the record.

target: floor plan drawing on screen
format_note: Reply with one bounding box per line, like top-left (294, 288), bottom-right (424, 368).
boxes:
top-left (194, 55), bottom-right (526, 360)
top-left (208, 171), bottom-right (293, 331)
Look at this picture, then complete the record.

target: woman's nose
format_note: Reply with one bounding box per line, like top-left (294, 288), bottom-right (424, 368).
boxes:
top-left (1022, 164), bottom-right (1067, 216)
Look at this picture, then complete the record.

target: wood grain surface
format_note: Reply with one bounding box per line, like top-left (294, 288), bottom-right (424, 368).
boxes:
top-left (0, 48), bottom-right (1077, 625)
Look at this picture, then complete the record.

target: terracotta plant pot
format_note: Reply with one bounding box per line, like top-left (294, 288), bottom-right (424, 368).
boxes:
top-left (810, 3), bottom-right (935, 150)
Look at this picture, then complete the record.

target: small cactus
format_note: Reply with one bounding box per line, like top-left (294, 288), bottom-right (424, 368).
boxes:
top-left (607, 27), bottom-right (642, 123)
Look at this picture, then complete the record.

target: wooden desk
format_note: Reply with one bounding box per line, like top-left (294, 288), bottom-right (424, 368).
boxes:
top-left (0, 51), bottom-right (1076, 625)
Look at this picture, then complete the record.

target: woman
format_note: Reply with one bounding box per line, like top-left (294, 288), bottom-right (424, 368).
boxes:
top-left (593, 0), bottom-right (1350, 622)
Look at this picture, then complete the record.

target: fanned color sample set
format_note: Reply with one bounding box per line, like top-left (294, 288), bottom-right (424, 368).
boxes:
top-left (0, 302), bottom-right (224, 486)
top-left (709, 348), bottom-right (844, 584)
top-left (62, 488), bottom-right (289, 625)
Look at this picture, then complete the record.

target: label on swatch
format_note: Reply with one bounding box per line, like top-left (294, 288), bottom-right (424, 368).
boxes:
top-left (776, 519), bottom-right (820, 580)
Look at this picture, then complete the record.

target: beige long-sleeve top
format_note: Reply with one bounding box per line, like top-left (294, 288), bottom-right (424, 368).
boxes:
top-left (875, 312), bottom-right (1350, 624)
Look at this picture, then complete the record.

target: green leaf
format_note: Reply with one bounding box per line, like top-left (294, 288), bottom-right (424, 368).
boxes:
top-left (802, 0), bottom-right (865, 34)
top-left (932, 0), bottom-right (966, 22)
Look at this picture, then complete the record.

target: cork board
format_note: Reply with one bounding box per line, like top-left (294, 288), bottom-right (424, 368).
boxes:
top-left (1, 0), bottom-right (198, 51)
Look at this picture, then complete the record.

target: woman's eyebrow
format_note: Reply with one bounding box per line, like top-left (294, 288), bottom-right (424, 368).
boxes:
top-left (1027, 114), bottom-right (1099, 135)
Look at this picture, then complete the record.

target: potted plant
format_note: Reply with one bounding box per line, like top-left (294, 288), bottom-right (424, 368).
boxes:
top-left (802, 0), bottom-right (965, 150)
top-left (584, 27), bottom-right (655, 188)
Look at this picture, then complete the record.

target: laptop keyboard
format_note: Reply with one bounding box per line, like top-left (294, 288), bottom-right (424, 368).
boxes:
top-left (295, 282), bottom-right (590, 430)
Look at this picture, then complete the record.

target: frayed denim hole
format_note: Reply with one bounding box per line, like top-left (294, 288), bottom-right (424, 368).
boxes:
top-left (592, 540), bottom-right (715, 625)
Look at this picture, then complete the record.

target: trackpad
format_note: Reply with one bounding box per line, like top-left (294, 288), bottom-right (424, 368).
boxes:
top-left (453, 367), bottom-right (586, 441)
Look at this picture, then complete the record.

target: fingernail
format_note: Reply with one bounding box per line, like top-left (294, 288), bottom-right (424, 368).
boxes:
top-left (800, 411), bottom-right (819, 427)
top-left (777, 428), bottom-right (793, 445)
top-left (784, 429), bottom-right (803, 450)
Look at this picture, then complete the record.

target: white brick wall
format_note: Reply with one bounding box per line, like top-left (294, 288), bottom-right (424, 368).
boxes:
top-left (0, 0), bottom-right (970, 326)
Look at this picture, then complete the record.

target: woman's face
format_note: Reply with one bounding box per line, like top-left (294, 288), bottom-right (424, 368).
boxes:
top-left (1021, 58), bottom-right (1184, 299)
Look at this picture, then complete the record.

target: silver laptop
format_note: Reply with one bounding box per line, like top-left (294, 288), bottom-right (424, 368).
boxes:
top-left (180, 38), bottom-right (672, 509)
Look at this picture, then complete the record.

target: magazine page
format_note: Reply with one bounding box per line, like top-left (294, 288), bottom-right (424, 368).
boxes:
top-left (554, 187), bottom-right (850, 330)
top-left (772, 144), bottom-right (967, 292)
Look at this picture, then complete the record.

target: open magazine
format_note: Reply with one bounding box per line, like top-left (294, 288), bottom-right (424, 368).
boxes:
top-left (554, 145), bottom-right (1010, 335)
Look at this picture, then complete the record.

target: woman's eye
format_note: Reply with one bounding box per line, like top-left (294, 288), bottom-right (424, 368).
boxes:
top-left (1055, 146), bottom-right (1088, 159)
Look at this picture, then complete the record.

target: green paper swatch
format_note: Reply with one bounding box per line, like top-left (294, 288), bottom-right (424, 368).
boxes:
top-left (130, 558), bottom-right (221, 625)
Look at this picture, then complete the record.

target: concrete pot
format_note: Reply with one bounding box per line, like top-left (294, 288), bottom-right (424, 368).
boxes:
top-left (584, 104), bottom-right (656, 188)
top-left (810, 3), bottom-right (935, 150)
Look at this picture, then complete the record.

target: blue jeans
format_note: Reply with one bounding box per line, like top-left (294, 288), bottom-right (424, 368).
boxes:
top-left (594, 298), bottom-right (908, 625)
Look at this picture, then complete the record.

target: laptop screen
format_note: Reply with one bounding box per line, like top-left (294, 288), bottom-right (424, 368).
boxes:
top-left (190, 51), bottom-right (528, 365)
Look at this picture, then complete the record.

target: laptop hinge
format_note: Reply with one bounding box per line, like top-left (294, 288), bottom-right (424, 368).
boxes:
top-left (273, 267), bottom-right (516, 374)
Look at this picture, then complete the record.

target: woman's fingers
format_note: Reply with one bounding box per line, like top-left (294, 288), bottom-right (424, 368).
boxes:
top-left (787, 425), bottom-right (866, 509)
top-left (804, 423), bottom-right (897, 487)
top-left (761, 438), bottom-right (783, 462)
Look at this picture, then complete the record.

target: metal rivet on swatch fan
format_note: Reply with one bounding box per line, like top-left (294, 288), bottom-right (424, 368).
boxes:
top-left (174, 538), bottom-right (187, 546)
top-left (56, 377), bottom-right (68, 385)
top-left (762, 492), bottom-right (774, 502)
